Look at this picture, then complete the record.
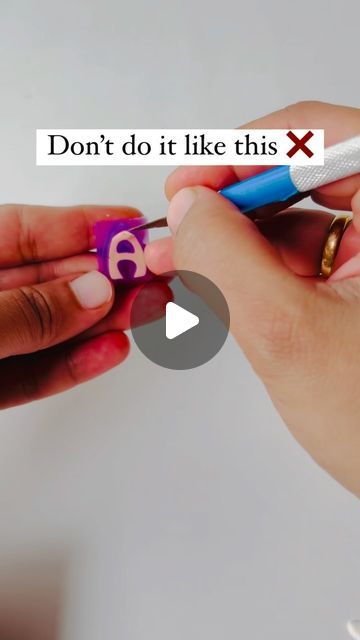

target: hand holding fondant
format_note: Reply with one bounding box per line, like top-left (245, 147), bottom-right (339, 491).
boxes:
top-left (0, 204), bottom-right (170, 408)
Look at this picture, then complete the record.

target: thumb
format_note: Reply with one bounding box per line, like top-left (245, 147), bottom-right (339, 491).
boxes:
top-left (168, 186), bottom-right (311, 371)
top-left (0, 270), bottom-right (114, 358)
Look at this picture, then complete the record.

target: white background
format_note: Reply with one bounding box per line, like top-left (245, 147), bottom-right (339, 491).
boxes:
top-left (0, 1), bottom-right (359, 639)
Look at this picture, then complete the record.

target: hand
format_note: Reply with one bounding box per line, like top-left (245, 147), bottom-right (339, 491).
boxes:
top-left (0, 204), bottom-right (171, 408)
top-left (145, 101), bottom-right (360, 498)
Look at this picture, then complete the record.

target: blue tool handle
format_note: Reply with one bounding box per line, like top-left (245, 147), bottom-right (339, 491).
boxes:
top-left (219, 165), bottom-right (299, 213)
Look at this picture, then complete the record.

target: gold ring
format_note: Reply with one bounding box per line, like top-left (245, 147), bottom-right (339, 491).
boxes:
top-left (320, 215), bottom-right (352, 278)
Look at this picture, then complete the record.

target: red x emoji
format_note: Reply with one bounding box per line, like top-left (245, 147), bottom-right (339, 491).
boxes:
top-left (287, 130), bottom-right (314, 158)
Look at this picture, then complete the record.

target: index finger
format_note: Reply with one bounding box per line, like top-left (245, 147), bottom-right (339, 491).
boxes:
top-left (0, 204), bottom-right (142, 267)
top-left (165, 101), bottom-right (360, 208)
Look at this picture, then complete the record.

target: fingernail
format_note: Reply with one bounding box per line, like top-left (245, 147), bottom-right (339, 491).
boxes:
top-left (70, 271), bottom-right (113, 309)
top-left (167, 188), bottom-right (197, 234)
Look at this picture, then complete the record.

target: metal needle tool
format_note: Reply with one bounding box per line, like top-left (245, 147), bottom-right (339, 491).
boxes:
top-left (130, 135), bottom-right (360, 232)
top-left (132, 216), bottom-right (168, 231)
top-left (129, 192), bottom-right (309, 232)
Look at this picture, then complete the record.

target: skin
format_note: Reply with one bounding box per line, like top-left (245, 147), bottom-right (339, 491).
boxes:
top-left (145, 101), bottom-right (360, 498)
top-left (0, 204), bottom-right (172, 408)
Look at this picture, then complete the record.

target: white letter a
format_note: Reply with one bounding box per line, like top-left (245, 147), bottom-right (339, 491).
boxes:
top-left (108, 231), bottom-right (146, 280)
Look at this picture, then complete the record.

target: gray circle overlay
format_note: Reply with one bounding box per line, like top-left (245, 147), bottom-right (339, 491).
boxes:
top-left (130, 270), bottom-right (230, 370)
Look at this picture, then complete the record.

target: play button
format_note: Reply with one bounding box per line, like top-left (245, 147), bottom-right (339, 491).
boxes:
top-left (166, 302), bottom-right (199, 340)
top-left (130, 270), bottom-right (230, 370)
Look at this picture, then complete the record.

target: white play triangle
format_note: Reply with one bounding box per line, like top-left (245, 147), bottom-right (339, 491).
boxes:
top-left (166, 302), bottom-right (199, 340)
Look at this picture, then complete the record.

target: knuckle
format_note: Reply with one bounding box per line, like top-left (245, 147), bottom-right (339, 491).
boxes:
top-left (283, 101), bottom-right (325, 127)
top-left (249, 295), bottom-right (316, 375)
top-left (16, 285), bottom-right (60, 346)
top-left (259, 308), bottom-right (305, 360)
top-left (290, 100), bottom-right (323, 110)
top-left (14, 205), bottom-right (39, 263)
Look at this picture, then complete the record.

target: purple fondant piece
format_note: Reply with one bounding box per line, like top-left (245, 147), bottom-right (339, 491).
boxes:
top-left (94, 217), bottom-right (150, 284)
